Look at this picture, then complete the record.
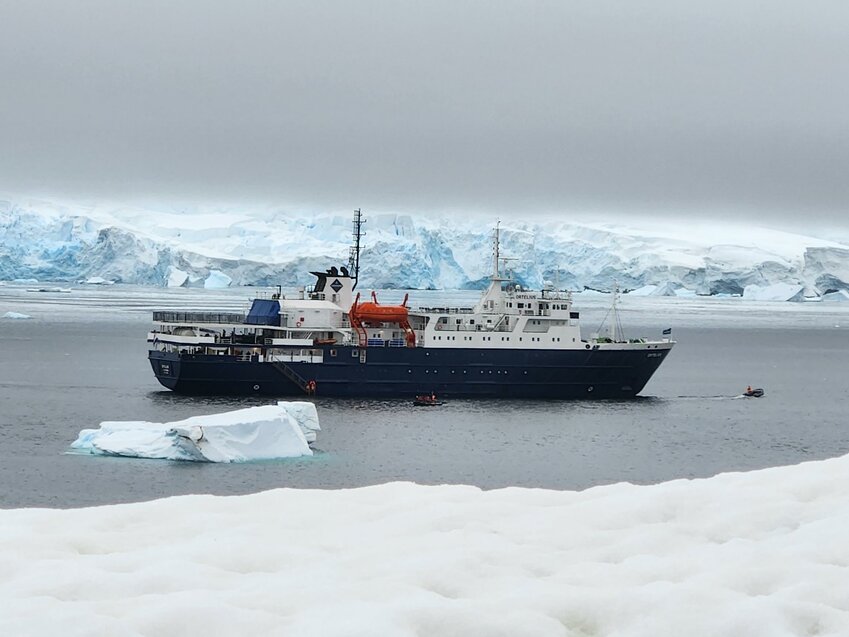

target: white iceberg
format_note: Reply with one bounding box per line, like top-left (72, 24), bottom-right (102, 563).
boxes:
top-left (26, 286), bottom-right (72, 293)
top-left (204, 269), bottom-right (232, 289)
top-left (673, 287), bottom-right (699, 298)
top-left (626, 284), bottom-right (658, 296)
top-left (2, 311), bottom-right (31, 319)
top-left (166, 265), bottom-right (189, 287)
top-left (822, 289), bottom-right (849, 302)
top-left (628, 283), bottom-right (696, 297)
top-left (278, 400), bottom-right (321, 443)
top-left (742, 282), bottom-right (805, 302)
top-left (652, 282), bottom-right (679, 297)
top-left (81, 276), bottom-right (114, 285)
top-left (70, 402), bottom-right (319, 462)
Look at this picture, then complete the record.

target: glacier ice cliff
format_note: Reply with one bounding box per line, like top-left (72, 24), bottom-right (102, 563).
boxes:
top-left (1, 197), bottom-right (848, 297)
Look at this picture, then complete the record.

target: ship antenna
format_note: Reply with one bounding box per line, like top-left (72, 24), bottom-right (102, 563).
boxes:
top-left (349, 208), bottom-right (366, 291)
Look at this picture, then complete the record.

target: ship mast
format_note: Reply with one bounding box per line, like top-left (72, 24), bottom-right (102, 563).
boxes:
top-left (493, 219), bottom-right (500, 279)
top-left (349, 208), bottom-right (365, 291)
top-left (611, 281), bottom-right (619, 343)
top-left (491, 220), bottom-right (516, 281)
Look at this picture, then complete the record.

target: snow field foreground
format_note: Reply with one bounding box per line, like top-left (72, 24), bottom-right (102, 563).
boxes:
top-left (3, 457), bottom-right (849, 636)
top-left (69, 402), bottom-right (319, 462)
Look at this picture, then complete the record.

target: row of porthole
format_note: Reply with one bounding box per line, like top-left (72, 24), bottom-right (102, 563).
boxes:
top-left (414, 369), bottom-right (527, 375)
top-left (432, 336), bottom-right (574, 343)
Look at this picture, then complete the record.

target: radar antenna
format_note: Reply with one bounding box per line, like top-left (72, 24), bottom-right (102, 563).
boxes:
top-left (348, 208), bottom-right (366, 291)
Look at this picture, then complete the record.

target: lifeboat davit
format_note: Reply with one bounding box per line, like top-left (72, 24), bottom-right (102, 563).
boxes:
top-left (349, 292), bottom-right (416, 347)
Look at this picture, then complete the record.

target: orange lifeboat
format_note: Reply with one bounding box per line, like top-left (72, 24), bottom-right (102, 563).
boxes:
top-left (352, 291), bottom-right (409, 323)
top-left (349, 292), bottom-right (416, 347)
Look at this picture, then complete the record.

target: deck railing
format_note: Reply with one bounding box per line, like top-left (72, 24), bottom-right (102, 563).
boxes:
top-left (416, 306), bottom-right (475, 314)
top-left (153, 311), bottom-right (246, 324)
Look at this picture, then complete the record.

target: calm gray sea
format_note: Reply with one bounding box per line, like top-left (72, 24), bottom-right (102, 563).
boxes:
top-left (1, 284), bottom-right (848, 508)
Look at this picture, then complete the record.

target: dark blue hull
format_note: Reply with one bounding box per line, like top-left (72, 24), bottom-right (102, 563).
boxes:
top-left (149, 345), bottom-right (671, 399)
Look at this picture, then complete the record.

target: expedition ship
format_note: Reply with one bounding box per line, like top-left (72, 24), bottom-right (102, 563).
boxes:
top-left (148, 211), bottom-right (674, 398)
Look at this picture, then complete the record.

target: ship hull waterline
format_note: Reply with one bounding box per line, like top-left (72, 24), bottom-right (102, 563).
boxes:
top-left (149, 345), bottom-right (671, 399)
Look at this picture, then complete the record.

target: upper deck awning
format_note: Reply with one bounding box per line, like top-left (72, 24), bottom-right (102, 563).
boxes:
top-left (245, 299), bottom-right (281, 326)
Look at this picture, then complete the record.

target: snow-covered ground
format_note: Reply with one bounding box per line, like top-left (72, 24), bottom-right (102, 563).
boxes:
top-left (2, 454), bottom-right (848, 636)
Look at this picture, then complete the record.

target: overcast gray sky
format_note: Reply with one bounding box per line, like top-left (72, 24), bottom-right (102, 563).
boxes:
top-left (1, 0), bottom-right (848, 224)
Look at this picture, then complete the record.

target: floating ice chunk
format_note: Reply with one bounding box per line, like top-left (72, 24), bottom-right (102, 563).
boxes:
top-left (278, 400), bottom-right (320, 443)
top-left (628, 283), bottom-right (687, 297)
top-left (822, 290), bottom-right (849, 303)
top-left (652, 282), bottom-right (680, 297)
top-left (70, 403), bottom-right (316, 462)
top-left (204, 269), bottom-right (232, 289)
top-left (26, 286), bottom-right (71, 293)
top-left (674, 288), bottom-right (698, 298)
top-left (81, 276), bottom-right (114, 285)
top-left (166, 265), bottom-right (189, 287)
top-left (72, 421), bottom-right (188, 460)
top-left (626, 284), bottom-right (657, 296)
top-left (742, 282), bottom-right (805, 302)
top-left (2, 311), bottom-right (31, 319)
